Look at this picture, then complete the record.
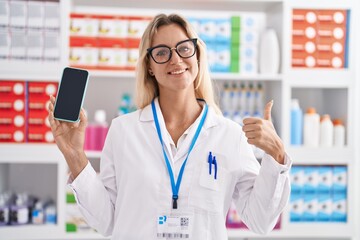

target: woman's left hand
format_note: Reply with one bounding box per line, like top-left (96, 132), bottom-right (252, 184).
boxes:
top-left (242, 100), bottom-right (285, 164)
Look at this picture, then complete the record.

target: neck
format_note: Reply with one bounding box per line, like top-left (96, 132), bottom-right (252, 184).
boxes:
top-left (158, 90), bottom-right (202, 145)
top-left (158, 91), bottom-right (201, 124)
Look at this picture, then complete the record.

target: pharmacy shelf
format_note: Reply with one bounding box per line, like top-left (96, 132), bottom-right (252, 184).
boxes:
top-left (287, 146), bottom-right (353, 164)
top-left (228, 223), bottom-right (352, 239)
top-left (286, 0), bottom-right (354, 10)
top-left (0, 225), bottom-right (62, 240)
top-left (0, 144), bottom-right (63, 163)
top-left (0, 61), bottom-right (65, 82)
top-left (73, 0), bottom-right (283, 12)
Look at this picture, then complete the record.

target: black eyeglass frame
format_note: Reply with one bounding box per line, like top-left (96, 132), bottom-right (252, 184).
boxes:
top-left (147, 38), bottom-right (198, 64)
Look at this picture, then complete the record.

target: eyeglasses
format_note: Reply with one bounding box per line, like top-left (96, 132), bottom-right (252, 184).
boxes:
top-left (147, 38), bottom-right (197, 64)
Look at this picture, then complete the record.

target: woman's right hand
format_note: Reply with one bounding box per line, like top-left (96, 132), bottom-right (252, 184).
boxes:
top-left (48, 95), bottom-right (88, 178)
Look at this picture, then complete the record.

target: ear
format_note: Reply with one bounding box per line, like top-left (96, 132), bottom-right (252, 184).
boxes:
top-left (148, 69), bottom-right (154, 76)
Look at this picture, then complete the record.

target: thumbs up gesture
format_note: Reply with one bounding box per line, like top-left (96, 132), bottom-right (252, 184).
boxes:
top-left (242, 100), bottom-right (285, 164)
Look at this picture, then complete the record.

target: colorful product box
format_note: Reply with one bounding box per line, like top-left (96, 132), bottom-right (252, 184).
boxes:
top-left (317, 166), bottom-right (333, 194)
top-left (332, 166), bottom-right (347, 194)
top-left (302, 194), bottom-right (317, 221)
top-left (128, 17), bottom-right (151, 38)
top-left (98, 16), bottom-right (129, 38)
top-left (290, 166), bottom-right (305, 194)
top-left (331, 193), bottom-right (347, 222)
top-left (303, 167), bottom-right (319, 194)
top-left (317, 194), bottom-right (332, 222)
top-left (70, 14), bottom-right (100, 37)
top-left (290, 194), bottom-right (304, 222)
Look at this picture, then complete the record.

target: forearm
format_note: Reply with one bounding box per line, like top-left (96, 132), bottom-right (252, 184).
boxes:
top-left (64, 150), bottom-right (88, 179)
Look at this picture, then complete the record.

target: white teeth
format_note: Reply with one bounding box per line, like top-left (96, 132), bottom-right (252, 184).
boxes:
top-left (170, 69), bottom-right (186, 75)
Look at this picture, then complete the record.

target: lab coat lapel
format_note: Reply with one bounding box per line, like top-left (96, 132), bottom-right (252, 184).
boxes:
top-left (140, 98), bottom-right (174, 162)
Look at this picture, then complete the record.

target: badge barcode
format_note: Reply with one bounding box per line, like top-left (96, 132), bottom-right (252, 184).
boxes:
top-left (157, 233), bottom-right (190, 238)
top-left (180, 217), bottom-right (189, 227)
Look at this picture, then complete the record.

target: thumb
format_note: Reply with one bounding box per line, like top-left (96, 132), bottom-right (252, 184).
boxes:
top-left (263, 100), bottom-right (273, 121)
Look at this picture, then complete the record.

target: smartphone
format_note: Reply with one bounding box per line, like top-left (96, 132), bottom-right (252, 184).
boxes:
top-left (53, 67), bottom-right (89, 122)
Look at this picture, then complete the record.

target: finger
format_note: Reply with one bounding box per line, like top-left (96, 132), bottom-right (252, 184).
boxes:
top-left (78, 108), bottom-right (88, 130)
top-left (243, 117), bottom-right (261, 125)
top-left (263, 100), bottom-right (273, 121)
top-left (48, 106), bottom-right (59, 128)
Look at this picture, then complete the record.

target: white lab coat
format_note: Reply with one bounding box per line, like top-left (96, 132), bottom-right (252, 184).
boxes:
top-left (69, 98), bottom-right (291, 240)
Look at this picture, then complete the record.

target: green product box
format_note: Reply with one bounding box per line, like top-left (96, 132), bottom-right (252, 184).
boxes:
top-left (231, 29), bottom-right (240, 45)
top-left (231, 16), bottom-right (241, 30)
top-left (66, 192), bottom-right (76, 204)
top-left (66, 223), bottom-right (77, 232)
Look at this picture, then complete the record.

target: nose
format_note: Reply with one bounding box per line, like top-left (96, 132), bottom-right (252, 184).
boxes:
top-left (169, 47), bottom-right (182, 64)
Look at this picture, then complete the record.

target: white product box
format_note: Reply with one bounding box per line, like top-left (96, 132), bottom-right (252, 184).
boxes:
top-left (215, 43), bottom-right (230, 72)
top-left (318, 166), bottom-right (333, 194)
top-left (9, 0), bottom-right (26, 29)
top-left (98, 47), bottom-right (128, 68)
top-left (241, 14), bottom-right (262, 31)
top-left (70, 16), bottom-right (99, 37)
top-left (303, 166), bottom-right (319, 194)
top-left (0, 30), bottom-right (10, 59)
top-left (302, 193), bottom-right (318, 221)
top-left (43, 32), bottom-right (60, 61)
top-left (128, 19), bottom-right (149, 38)
top-left (290, 166), bottom-right (305, 194)
top-left (44, 2), bottom-right (60, 30)
top-left (27, 31), bottom-right (43, 61)
top-left (199, 19), bottom-right (217, 43)
top-left (317, 194), bottom-right (332, 222)
top-left (99, 18), bottom-right (128, 38)
top-left (240, 59), bottom-right (258, 75)
top-left (331, 193), bottom-right (347, 222)
top-left (332, 166), bottom-right (347, 194)
top-left (127, 48), bottom-right (139, 67)
top-left (0, 0), bottom-right (10, 28)
top-left (240, 46), bottom-right (258, 61)
top-left (27, 1), bottom-right (44, 30)
top-left (289, 194), bottom-right (304, 222)
top-left (10, 30), bottom-right (26, 60)
top-left (240, 30), bottom-right (259, 46)
top-left (206, 43), bottom-right (217, 72)
top-left (70, 46), bottom-right (98, 67)
top-left (216, 18), bottom-right (231, 43)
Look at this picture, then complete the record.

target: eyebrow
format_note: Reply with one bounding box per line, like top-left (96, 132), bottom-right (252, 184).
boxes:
top-left (151, 39), bottom-right (189, 49)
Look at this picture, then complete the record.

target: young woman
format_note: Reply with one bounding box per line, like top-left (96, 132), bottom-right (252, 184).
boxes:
top-left (48, 13), bottom-right (291, 240)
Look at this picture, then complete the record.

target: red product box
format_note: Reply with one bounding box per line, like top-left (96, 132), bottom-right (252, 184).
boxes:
top-left (28, 96), bottom-right (51, 114)
top-left (28, 126), bottom-right (54, 143)
top-left (0, 126), bottom-right (26, 143)
top-left (0, 81), bottom-right (26, 98)
top-left (28, 82), bottom-right (58, 99)
top-left (28, 111), bottom-right (50, 128)
top-left (292, 50), bottom-right (317, 68)
top-left (0, 111), bottom-right (26, 128)
top-left (0, 97), bottom-right (26, 112)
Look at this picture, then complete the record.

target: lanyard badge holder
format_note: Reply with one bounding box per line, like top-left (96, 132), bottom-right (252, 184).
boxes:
top-left (151, 99), bottom-right (208, 210)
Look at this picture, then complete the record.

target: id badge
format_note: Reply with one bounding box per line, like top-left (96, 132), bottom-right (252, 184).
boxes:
top-left (157, 208), bottom-right (194, 239)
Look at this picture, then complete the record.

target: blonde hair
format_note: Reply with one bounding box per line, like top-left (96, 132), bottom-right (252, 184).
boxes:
top-left (135, 13), bottom-right (221, 114)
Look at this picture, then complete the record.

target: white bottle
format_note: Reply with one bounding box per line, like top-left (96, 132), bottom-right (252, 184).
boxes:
top-left (259, 28), bottom-right (280, 74)
top-left (320, 114), bottom-right (333, 147)
top-left (333, 119), bottom-right (345, 147)
top-left (303, 107), bottom-right (320, 147)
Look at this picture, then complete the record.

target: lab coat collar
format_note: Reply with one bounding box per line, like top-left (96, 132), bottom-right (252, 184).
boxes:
top-left (139, 98), bottom-right (220, 163)
top-left (139, 97), bottom-right (219, 130)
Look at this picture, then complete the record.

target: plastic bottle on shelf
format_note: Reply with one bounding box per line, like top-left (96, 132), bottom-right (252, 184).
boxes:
top-left (333, 119), bottom-right (345, 147)
top-left (89, 110), bottom-right (109, 151)
top-left (290, 99), bottom-right (303, 146)
top-left (259, 28), bottom-right (280, 74)
top-left (0, 195), bottom-right (9, 226)
top-left (303, 107), bottom-right (320, 147)
top-left (320, 114), bottom-right (334, 147)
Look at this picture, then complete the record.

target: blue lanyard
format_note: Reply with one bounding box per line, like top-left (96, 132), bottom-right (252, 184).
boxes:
top-left (151, 100), bottom-right (208, 209)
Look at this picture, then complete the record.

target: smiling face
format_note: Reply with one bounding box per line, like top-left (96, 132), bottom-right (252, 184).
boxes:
top-left (148, 24), bottom-right (199, 96)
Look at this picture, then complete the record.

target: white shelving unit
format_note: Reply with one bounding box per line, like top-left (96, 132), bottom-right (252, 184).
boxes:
top-left (0, 0), bottom-right (358, 239)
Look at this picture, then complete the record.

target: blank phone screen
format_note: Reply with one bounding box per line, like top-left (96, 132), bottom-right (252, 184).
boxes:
top-left (54, 67), bottom-right (89, 122)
